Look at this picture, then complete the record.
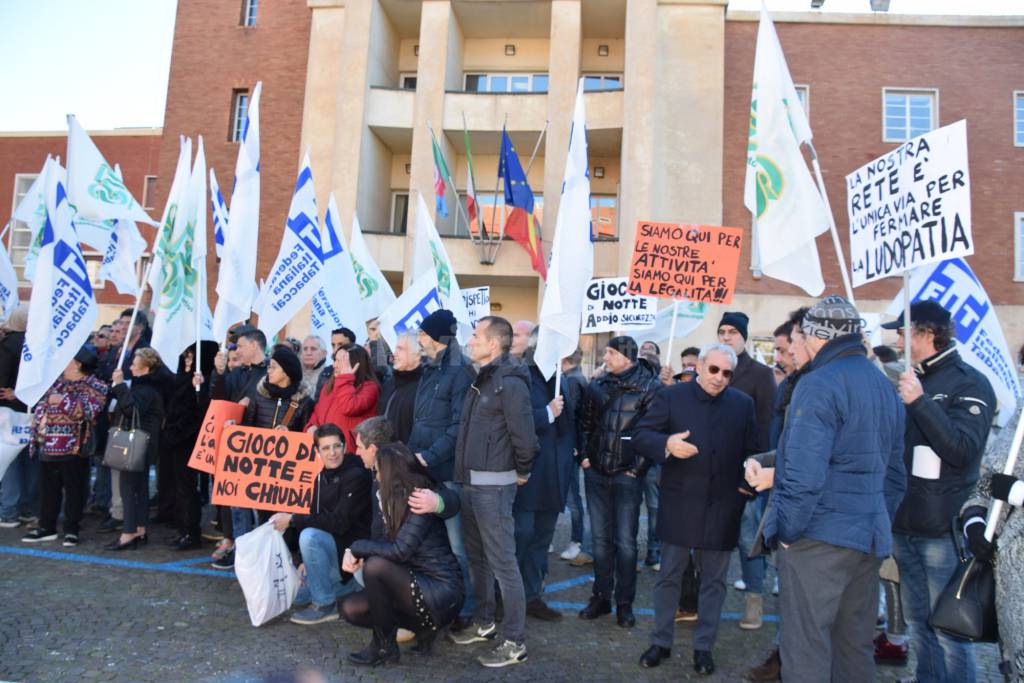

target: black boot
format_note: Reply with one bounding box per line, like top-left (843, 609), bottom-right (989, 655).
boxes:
top-left (411, 626), bottom-right (439, 655)
top-left (348, 627), bottom-right (400, 666)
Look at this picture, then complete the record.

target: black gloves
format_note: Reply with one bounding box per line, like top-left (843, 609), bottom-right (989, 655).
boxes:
top-left (964, 522), bottom-right (995, 563)
top-left (991, 473), bottom-right (1021, 504)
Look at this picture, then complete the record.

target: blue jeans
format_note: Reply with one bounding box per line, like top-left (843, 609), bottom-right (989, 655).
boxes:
top-left (584, 468), bottom-right (643, 605)
top-left (90, 462), bottom-right (112, 509)
top-left (513, 509), bottom-right (560, 603)
top-left (295, 527), bottom-right (361, 607)
top-left (443, 481), bottom-right (474, 618)
top-left (566, 466), bottom-right (592, 553)
top-left (737, 495), bottom-right (767, 593)
top-left (894, 533), bottom-right (976, 683)
top-left (643, 464), bottom-right (661, 562)
top-left (232, 507), bottom-right (257, 539)
top-left (0, 446), bottom-right (38, 519)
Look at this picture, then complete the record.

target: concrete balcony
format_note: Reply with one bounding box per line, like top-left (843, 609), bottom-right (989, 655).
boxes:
top-left (366, 87), bottom-right (415, 151)
top-left (443, 91), bottom-right (548, 134)
top-left (584, 88), bottom-right (623, 130)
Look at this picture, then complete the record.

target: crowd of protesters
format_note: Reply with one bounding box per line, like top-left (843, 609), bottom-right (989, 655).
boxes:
top-left (1, 296), bottom-right (1023, 681)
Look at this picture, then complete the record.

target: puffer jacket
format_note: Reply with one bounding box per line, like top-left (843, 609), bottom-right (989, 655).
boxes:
top-left (579, 359), bottom-right (660, 476)
top-left (351, 504), bottom-right (465, 627)
top-left (893, 344), bottom-right (996, 538)
top-left (110, 372), bottom-right (165, 467)
top-left (243, 379), bottom-right (314, 432)
top-left (408, 344), bottom-right (476, 482)
top-left (292, 453), bottom-right (372, 573)
top-left (453, 354), bottom-right (537, 485)
top-left (306, 375), bottom-right (379, 454)
top-left (766, 334), bottom-right (907, 557)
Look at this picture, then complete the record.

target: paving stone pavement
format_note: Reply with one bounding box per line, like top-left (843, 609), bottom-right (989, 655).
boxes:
top-left (0, 511), bottom-right (1003, 683)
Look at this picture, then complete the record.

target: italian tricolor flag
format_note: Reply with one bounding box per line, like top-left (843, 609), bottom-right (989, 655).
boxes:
top-left (430, 130), bottom-right (449, 218)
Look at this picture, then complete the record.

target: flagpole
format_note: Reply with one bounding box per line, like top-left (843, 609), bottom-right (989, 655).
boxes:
top-left (554, 365), bottom-right (562, 401)
top-left (902, 271), bottom-right (912, 375)
top-left (524, 121), bottom-right (549, 177)
top-left (494, 117), bottom-right (509, 244)
top-left (195, 261), bottom-right (203, 392)
top-left (462, 111), bottom-right (485, 239)
top-left (807, 143), bottom-right (855, 303)
top-left (118, 258), bottom-right (155, 369)
top-left (985, 407), bottom-right (1024, 541)
top-left (663, 301), bottom-right (680, 368)
top-left (429, 122), bottom-right (473, 239)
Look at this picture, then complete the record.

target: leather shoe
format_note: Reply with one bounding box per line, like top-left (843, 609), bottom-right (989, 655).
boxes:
top-left (616, 603), bottom-right (636, 628)
top-left (694, 649), bottom-right (715, 675)
top-left (174, 534), bottom-right (201, 551)
top-left (640, 644), bottom-right (670, 668)
top-left (578, 596), bottom-right (612, 620)
top-left (526, 598), bottom-right (563, 621)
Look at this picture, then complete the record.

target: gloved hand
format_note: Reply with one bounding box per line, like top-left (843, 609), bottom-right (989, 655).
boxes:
top-left (991, 473), bottom-right (1022, 505)
top-left (964, 522), bottom-right (995, 563)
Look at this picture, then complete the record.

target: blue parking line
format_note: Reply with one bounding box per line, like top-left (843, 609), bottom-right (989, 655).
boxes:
top-left (543, 574), bottom-right (593, 593)
top-left (0, 545), bottom-right (235, 579)
top-left (158, 556), bottom-right (217, 568)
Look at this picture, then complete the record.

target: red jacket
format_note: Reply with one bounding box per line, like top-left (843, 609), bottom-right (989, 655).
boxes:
top-left (306, 374), bottom-right (380, 453)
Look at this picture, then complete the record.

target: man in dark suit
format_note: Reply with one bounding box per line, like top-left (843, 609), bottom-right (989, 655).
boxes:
top-left (633, 343), bottom-right (758, 676)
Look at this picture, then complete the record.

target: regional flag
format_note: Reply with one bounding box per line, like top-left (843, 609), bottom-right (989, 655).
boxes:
top-left (499, 129), bottom-right (546, 279)
top-left (430, 129), bottom-right (450, 218)
top-left (463, 124), bottom-right (485, 234)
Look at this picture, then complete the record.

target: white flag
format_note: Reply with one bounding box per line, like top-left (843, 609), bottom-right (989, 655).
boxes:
top-left (99, 219), bottom-right (147, 296)
top-left (0, 238), bottom-right (19, 322)
top-left (214, 82), bottom-right (262, 341)
top-left (151, 137), bottom-right (212, 364)
top-left (743, 7), bottom-right (829, 296)
top-left (535, 79), bottom-right (594, 380)
top-left (16, 161), bottom-right (98, 408)
top-left (348, 214), bottom-right (396, 320)
top-left (255, 151), bottom-right (324, 338)
top-left (66, 115), bottom-right (156, 226)
top-left (886, 258), bottom-right (1022, 427)
top-left (376, 275), bottom-right (442, 351)
top-left (311, 194), bottom-right (368, 348)
top-left (12, 157), bottom-right (52, 282)
top-left (148, 137), bottom-right (192, 313)
top-left (645, 301), bottom-right (708, 346)
top-left (0, 407), bottom-right (32, 481)
top-left (209, 168), bottom-right (230, 260)
top-left (412, 192), bottom-right (472, 343)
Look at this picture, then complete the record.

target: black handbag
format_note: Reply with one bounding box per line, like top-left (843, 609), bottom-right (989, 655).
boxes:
top-left (102, 408), bottom-right (149, 473)
top-left (927, 517), bottom-right (998, 643)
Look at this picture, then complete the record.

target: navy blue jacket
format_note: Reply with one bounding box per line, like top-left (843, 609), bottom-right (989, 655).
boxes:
top-left (407, 344), bottom-right (476, 482)
top-left (514, 363), bottom-right (576, 513)
top-left (634, 380), bottom-right (758, 550)
top-left (765, 335), bottom-right (907, 557)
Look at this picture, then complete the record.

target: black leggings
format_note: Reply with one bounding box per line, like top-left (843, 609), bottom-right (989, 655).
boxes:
top-left (340, 556), bottom-right (434, 634)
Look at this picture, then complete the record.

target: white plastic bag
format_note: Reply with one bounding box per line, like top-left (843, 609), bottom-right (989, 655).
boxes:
top-left (234, 521), bottom-right (300, 626)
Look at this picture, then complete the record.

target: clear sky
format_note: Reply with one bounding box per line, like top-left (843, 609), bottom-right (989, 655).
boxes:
top-left (0, 0), bottom-right (177, 132)
top-left (0, 0), bottom-right (1019, 132)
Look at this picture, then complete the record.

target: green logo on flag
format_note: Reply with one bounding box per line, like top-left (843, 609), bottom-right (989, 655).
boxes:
top-left (88, 164), bottom-right (131, 207)
top-left (158, 225), bottom-right (197, 321)
top-left (350, 256), bottom-right (379, 300)
top-left (747, 98), bottom-right (784, 219)
top-left (429, 241), bottom-right (451, 298)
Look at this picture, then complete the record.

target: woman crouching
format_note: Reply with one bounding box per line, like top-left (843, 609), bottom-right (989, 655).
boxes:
top-left (340, 442), bottom-right (463, 666)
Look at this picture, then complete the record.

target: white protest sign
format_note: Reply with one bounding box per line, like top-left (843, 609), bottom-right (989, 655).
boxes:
top-left (581, 277), bottom-right (657, 334)
top-left (847, 119), bottom-right (972, 287)
top-left (460, 286), bottom-right (490, 329)
top-left (886, 258), bottom-right (1022, 427)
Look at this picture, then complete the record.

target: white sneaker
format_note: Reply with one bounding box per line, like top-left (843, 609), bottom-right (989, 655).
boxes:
top-left (560, 541), bottom-right (582, 561)
top-left (733, 578), bottom-right (747, 591)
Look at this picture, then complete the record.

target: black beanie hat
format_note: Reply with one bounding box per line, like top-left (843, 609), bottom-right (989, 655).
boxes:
top-left (271, 347), bottom-right (303, 386)
top-left (606, 336), bottom-right (638, 363)
top-left (419, 309), bottom-right (457, 343)
top-left (718, 311), bottom-right (750, 340)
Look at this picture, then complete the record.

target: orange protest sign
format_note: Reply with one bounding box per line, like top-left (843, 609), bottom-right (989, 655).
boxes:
top-left (188, 400), bottom-right (245, 474)
top-left (211, 425), bottom-right (322, 514)
top-left (627, 222), bottom-right (743, 304)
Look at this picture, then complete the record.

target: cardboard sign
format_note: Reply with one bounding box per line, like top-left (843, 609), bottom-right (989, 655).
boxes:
top-left (846, 119), bottom-right (972, 287)
top-left (460, 286), bottom-right (491, 329)
top-left (627, 222), bottom-right (743, 304)
top-left (582, 277), bottom-right (657, 334)
top-left (212, 425), bottom-right (322, 514)
top-left (188, 400), bottom-right (246, 474)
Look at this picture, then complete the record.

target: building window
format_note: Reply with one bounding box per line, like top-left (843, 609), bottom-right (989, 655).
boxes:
top-left (230, 90), bottom-right (249, 142)
top-left (591, 194), bottom-right (618, 240)
top-left (1015, 92), bottom-right (1024, 147)
top-left (794, 84), bottom-right (809, 117)
top-left (1016, 212), bottom-right (1024, 281)
top-left (883, 88), bottom-right (936, 142)
top-left (142, 175), bottom-right (158, 211)
top-left (582, 74), bottom-right (623, 92)
top-left (400, 73), bottom-right (417, 90)
top-left (464, 73), bottom-right (548, 94)
top-left (391, 192), bottom-right (409, 234)
top-left (241, 0), bottom-right (258, 27)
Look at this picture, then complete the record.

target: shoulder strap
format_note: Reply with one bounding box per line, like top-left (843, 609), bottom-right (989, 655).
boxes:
top-left (279, 400), bottom-right (299, 429)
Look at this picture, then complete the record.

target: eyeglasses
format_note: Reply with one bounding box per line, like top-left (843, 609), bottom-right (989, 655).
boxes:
top-left (706, 365), bottom-right (733, 379)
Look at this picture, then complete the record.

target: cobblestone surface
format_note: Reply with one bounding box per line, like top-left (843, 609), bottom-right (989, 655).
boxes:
top-left (0, 512), bottom-right (1003, 682)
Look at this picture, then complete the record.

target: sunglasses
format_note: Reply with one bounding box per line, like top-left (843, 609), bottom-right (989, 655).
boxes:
top-left (226, 343), bottom-right (238, 351)
top-left (706, 365), bottom-right (733, 379)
